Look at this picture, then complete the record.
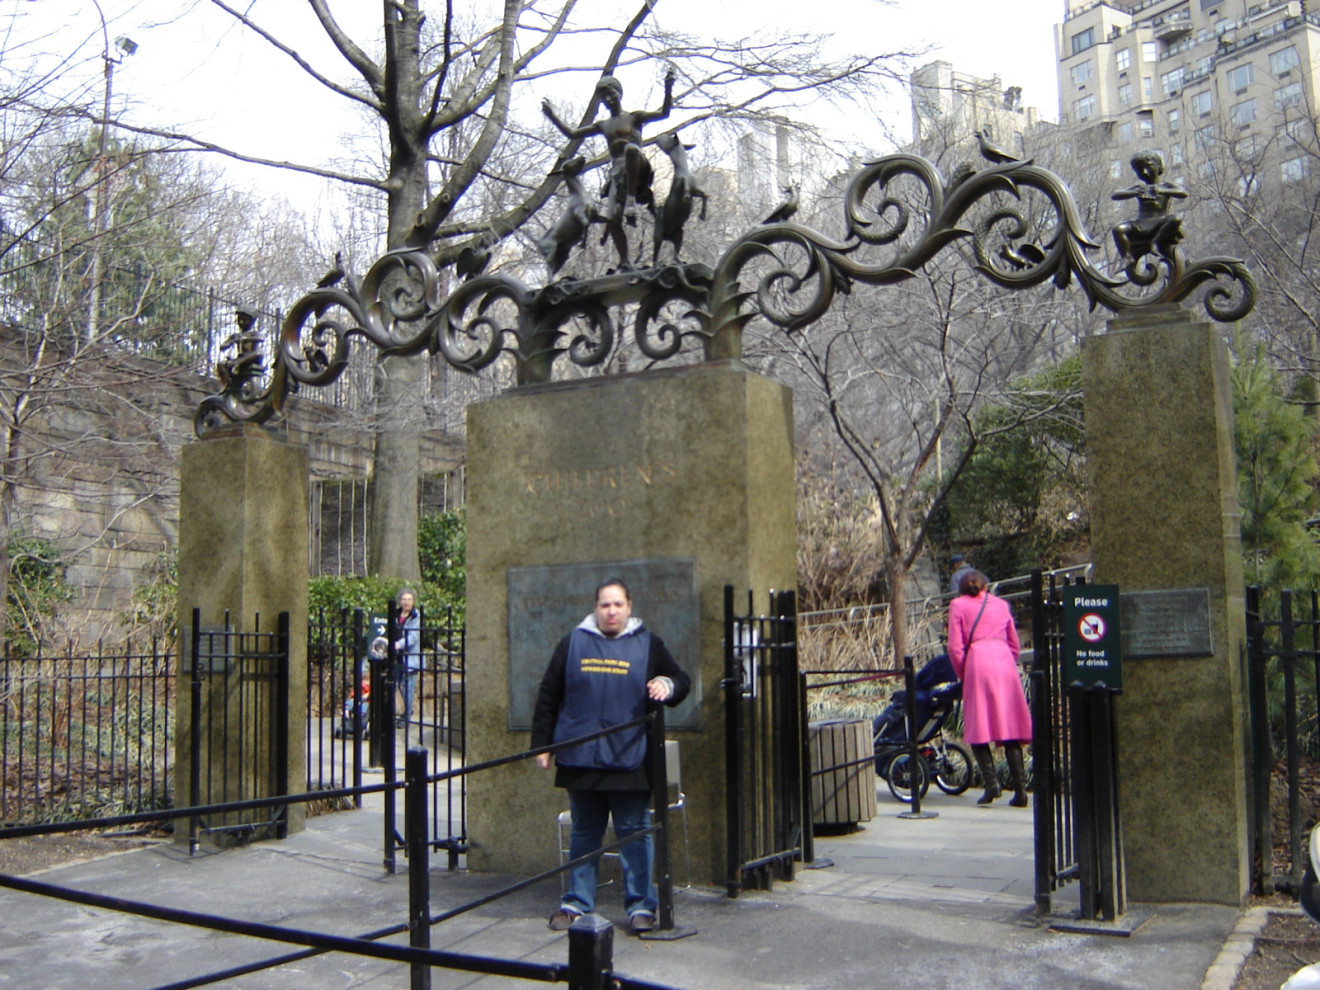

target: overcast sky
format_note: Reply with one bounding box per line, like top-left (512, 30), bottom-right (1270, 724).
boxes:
top-left (14, 0), bottom-right (1064, 208)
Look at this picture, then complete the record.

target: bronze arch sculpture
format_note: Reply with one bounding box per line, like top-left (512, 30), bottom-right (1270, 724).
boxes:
top-left (195, 141), bottom-right (1255, 435)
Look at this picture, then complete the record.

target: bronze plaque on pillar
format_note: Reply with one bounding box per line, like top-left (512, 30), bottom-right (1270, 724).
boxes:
top-left (507, 558), bottom-right (701, 730)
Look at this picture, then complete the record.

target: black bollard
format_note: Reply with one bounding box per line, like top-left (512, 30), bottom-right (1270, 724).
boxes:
top-left (566, 913), bottom-right (613, 990)
top-left (406, 746), bottom-right (431, 990)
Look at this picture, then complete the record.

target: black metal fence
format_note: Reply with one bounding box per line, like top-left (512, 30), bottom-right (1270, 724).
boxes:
top-left (722, 586), bottom-right (808, 896)
top-left (1246, 585), bottom-right (1320, 894)
top-left (0, 638), bottom-right (174, 825)
top-left (184, 611), bottom-right (291, 848)
top-left (1029, 569), bottom-right (1079, 916)
top-left (0, 714), bottom-right (683, 990)
top-left (305, 606), bottom-right (467, 864)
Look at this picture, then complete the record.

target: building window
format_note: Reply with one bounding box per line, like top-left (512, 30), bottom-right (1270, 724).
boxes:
top-left (1191, 90), bottom-right (1213, 115)
top-left (1195, 55), bottom-right (1213, 76)
top-left (1118, 82), bottom-right (1134, 106)
top-left (1196, 123), bottom-right (1216, 150)
top-left (1143, 77), bottom-right (1154, 101)
top-left (1200, 0), bottom-right (1217, 8)
top-left (1117, 121), bottom-right (1133, 143)
top-left (1161, 67), bottom-right (1185, 96)
top-left (1236, 173), bottom-right (1260, 198)
top-left (1226, 63), bottom-right (1254, 94)
top-left (1276, 81), bottom-right (1303, 111)
top-left (1072, 27), bottom-right (1096, 55)
top-left (1110, 160), bottom-right (1122, 180)
top-left (1168, 107), bottom-right (1181, 133)
top-left (1230, 98), bottom-right (1257, 128)
top-left (1071, 59), bottom-right (1094, 86)
top-left (1271, 47), bottom-right (1301, 76)
top-left (1282, 156), bottom-right (1310, 183)
top-left (1142, 41), bottom-right (1159, 62)
top-left (1073, 94), bottom-right (1097, 120)
top-left (1283, 118), bottom-right (1312, 149)
top-left (1171, 143), bottom-right (1185, 165)
top-left (1199, 160), bottom-right (1215, 179)
top-left (1234, 134), bottom-right (1257, 158)
top-left (1116, 48), bottom-right (1131, 72)
top-left (1139, 116), bottom-right (1155, 138)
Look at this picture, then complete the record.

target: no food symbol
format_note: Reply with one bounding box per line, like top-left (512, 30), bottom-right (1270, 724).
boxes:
top-left (1078, 614), bottom-right (1106, 643)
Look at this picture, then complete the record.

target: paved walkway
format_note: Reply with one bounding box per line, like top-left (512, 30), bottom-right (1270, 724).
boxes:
top-left (0, 779), bottom-right (1247, 990)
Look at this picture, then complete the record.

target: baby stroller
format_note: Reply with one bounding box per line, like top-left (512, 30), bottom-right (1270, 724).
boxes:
top-left (872, 654), bottom-right (974, 802)
top-left (333, 675), bottom-right (371, 740)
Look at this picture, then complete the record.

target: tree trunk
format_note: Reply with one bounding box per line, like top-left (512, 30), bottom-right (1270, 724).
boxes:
top-left (368, 353), bottom-right (424, 580)
top-left (369, 0), bottom-right (430, 579)
top-left (886, 552), bottom-right (909, 670)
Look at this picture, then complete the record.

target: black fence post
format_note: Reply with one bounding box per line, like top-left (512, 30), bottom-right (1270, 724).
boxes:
top-left (723, 585), bottom-right (743, 899)
top-left (274, 611), bottom-right (290, 840)
top-left (352, 608), bottom-right (365, 809)
top-left (897, 655), bottom-right (935, 820)
top-left (1070, 688), bottom-right (1097, 919)
top-left (405, 746), bottom-right (431, 990)
top-left (189, 608), bottom-right (203, 857)
top-left (646, 711), bottom-right (674, 931)
top-left (1246, 585), bottom-right (1273, 894)
top-left (773, 589), bottom-right (803, 878)
top-left (1029, 569), bottom-right (1053, 915)
top-left (1092, 690), bottom-right (1125, 920)
top-left (383, 602), bottom-right (399, 875)
top-left (798, 669), bottom-right (815, 866)
top-left (566, 914), bottom-right (614, 990)
top-left (1283, 590), bottom-right (1303, 887)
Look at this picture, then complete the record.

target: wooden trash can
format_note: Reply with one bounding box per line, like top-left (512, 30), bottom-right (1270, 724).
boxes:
top-left (808, 719), bottom-right (877, 827)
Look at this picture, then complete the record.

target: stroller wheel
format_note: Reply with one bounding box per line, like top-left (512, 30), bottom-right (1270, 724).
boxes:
top-left (885, 751), bottom-right (930, 803)
top-left (934, 742), bottom-right (974, 796)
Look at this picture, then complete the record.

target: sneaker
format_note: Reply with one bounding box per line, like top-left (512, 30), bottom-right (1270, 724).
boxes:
top-left (629, 912), bottom-right (656, 934)
top-left (548, 908), bottom-right (581, 931)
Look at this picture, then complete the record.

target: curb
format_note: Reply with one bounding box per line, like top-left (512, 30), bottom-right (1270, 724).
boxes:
top-left (1200, 905), bottom-right (1299, 990)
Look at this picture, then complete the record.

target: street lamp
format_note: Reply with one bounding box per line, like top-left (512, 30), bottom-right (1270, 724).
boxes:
top-left (85, 0), bottom-right (136, 344)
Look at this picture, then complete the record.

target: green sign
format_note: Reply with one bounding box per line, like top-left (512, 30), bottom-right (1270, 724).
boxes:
top-left (1062, 585), bottom-right (1122, 691)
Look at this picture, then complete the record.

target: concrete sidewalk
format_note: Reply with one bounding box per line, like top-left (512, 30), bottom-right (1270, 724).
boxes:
top-left (0, 781), bottom-right (1245, 990)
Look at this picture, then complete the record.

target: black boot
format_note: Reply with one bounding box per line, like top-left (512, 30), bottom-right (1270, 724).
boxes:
top-left (972, 744), bottom-right (1001, 805)
top-left (1005, 742), bottom-right (1029, 807)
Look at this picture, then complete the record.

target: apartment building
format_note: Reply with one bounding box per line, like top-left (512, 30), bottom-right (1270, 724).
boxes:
top-left (911, 60), bottom-right (1044, 159)
top-left (1055, 0), bottom-right (1320, 185)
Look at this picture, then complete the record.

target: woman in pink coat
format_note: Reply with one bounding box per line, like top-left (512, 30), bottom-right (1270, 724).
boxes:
top-left (947, 570), bottom-right (1031, 806)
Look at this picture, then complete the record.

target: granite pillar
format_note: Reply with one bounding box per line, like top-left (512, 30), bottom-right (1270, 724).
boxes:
top-left (175, 424), bottom-right (309, 841)
top-left (1082, 309), bottom-right (1249, 904)
top-left (464, 362), bottom-right (797, 885)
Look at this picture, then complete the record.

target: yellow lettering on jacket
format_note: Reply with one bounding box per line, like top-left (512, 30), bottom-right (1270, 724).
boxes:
top-left (580, 657), bottom-right (632, 675)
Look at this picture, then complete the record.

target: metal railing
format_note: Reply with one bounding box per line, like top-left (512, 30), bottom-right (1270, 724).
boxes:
top-left (0, 713), bottom-right (683, 990)
top-left (1246, 585), bottom-right (1320, 894)
top-left (0, 638), bottom-right (174, 825)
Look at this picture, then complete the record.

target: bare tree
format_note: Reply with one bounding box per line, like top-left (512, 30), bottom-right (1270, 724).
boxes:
top-left (0, 20), bottom-right (323, 643)
top-left (87, 0), bottom-right (911, 578)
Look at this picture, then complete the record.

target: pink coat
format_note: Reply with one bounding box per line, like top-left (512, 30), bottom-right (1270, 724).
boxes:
top-left (947, 592), bottom-right (1031, 745)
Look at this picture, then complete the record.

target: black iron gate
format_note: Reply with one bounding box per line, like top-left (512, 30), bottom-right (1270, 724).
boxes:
top-left (306, 605), bottom-right (467, 869)
top-left (1029, 570), bottom-right (1127, 920)
top-left (185, 609), bottom-right (291, 848)
top-left (722, 586), bottom-right (809, 896)
top-left (1245, 585), bottom-right (1320, 894)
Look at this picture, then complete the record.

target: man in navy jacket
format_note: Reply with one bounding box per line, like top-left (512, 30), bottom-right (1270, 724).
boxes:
top-left (531, 577), bottom-right (690, 934)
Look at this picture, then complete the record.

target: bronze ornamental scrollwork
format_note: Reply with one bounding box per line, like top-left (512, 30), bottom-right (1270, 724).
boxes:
top-left (196, 130), bottom-right (1256, 437)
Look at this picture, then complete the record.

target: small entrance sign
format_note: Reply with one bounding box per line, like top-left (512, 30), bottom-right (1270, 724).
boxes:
top-left (1063, 585), bottom-right (1123, 691)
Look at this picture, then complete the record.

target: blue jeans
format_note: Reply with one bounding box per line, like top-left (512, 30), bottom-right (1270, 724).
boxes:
top-left (562, 789), bottom-right (655, 918)
top-left (397, 668), bottom-right (419, 720)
